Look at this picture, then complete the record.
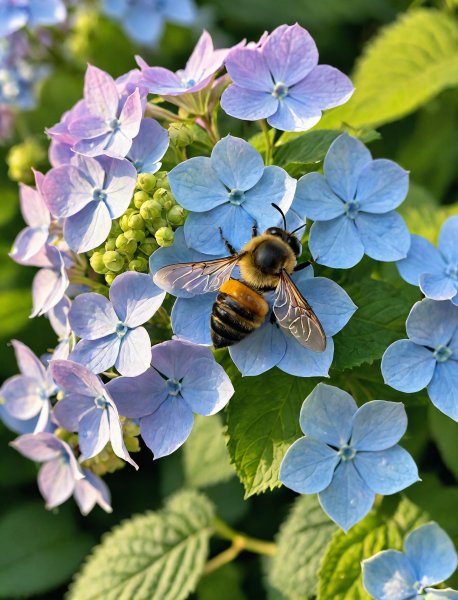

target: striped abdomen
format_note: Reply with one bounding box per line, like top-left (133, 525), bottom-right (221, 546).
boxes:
top-left (210, 280), bottom-right (269, 349)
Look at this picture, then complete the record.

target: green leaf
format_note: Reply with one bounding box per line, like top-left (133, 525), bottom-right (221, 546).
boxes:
top-left (183, 414), bottom-right (235, 489)
top-left (269, 496), bottom-right (338, 599)
top-left (429, 405), bottom-right (458, 480)
top-left (317, 498), bottom-right (429, 600)
top-left (197, 563), bottom-right (247, 600)
top-left (0, 502), bottom-right (94, 599)
top-left (227, 370), bottom-right (320, 498)
top-left (68, 490), bottom-right (215, 600)
top-left (317, 9), bottom-right (458, 130)
top-left (0, 290), bottom-right (32, 340)
top-left (332, 279), bottom-right (419, 371)
top-left (274, 130), bottom-right (342, 167)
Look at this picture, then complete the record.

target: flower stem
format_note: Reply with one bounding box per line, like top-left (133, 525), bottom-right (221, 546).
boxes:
top-left (69, 275), bottom-right (108, 294)
top-left (213, 517), bottom-right (276, 556)
top-left (259, 120), bottom-right (274, 165)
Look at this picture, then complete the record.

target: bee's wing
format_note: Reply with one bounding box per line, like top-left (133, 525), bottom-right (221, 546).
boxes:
top-left (153, 255), bottom-right (240, 295)
top-left (273, 270), bottom-right (326, 352)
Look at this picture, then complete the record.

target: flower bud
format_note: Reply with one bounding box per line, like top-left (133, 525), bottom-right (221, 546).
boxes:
top-left (140, 199), bottom-right (162, 222)
top-left (168, 122), bottom-right (195, 148)
top-left (105, 238), bottom-right (116, 252)
top-left (103, 250), bottom-right (125, 272)
top-left (128, 257), bottom-right (148, 272)
top-left (7, 139), bottom-right (46, 183)
top-left (155, 171), bottom-right (170, 191)
top-left (105, 272), bottom-right (117, 285)
top-left (127, 212), bottom-right (145, 231)
top-left (119, 209), bottom-right (136, 232)
top-left (90, 251), bottom-right (108, 274)
top-left (137, 173), bottom-right (157, 193)
top-left (152, 217), bottom-right (168, 230)
top-left (133, 190), bottom-right (150, 209)
top-left (115, 233), bottom-right (137, 255)
top-left (110, 220), bottom-right (123, 237)
top-left (155, 226), bottom-right (174, 247)
top-left (139, 237), bottom-right (159, 256)
top-left (153, 187), bottom-right (169, 203)
top-left (167, 205), bottom-right (186, 227)
top-left (124, 229), bottom-right (146, 243)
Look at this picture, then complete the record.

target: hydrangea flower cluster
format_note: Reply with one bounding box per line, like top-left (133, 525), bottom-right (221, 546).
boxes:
top-left (3, 24), bottom-right (454, 540)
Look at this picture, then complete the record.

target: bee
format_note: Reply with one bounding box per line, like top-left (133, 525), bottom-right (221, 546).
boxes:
top-left (153, 204), bottom-right (326, 352)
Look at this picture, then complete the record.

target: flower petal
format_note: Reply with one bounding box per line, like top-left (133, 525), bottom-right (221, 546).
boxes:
top-left (279, 437), bottom-right (340, 493)
top-left (151, 339), bottom-right (213, 380)
top-left (355, 446), bottom-right (419, 495)
top-left (356, 211), bottom-right (410, 261)
top-left (50, 359), bottom-right (105, 397)
top-left (299, 383), bottom-right (357, 446)
top-left (53, 393), bottom-right (93, 431)
top-left (319, 461), bottom-right (375, 532)
top-left (118, 89), bottom-right (142, 140)
top-left (309, 217), bottom-right (364, 268)
top-left (168, 157), bottom-right (228, 212)
top-left (78, 408), bottom-right (110, 460)
top-left (180, 358), bottom-right (234, 415)
top-left (107, 405), bottom-right (138, 469)
top-left (356, 160), bottom-right (409, 213)
top-left (404, 522), bottom-right (458, 587)
top-left (289, 65), bottom-right (354, 110)
top-left (69, 293), bottom-right (117, 339)
top-left (229, 320), bottom-right (287, 376)
top-left (351, 401), bottom-right (408, 451)
top-left (107, 368), bottom-right (168, 418)
top-left (211, 136), bottom-right (264, 191)
top-left (38, 460), bottom-right (76, 509)
top-left (10, 432), bottom-right (63, 462)
top-left (19, 181), bottom-right (50, 227)
top-left (101, 157), bottom-right (138, 219)
top-left (69, 335), bottom-right (121, 375)
top-left (406, 299), bottom-right (458, 347)
top-left (439, 215), bottom-right (458, 264)
top-left (278, 334), bottom-right (334, 377)
top-left (115, 327), bottom-right (152, 377)
top-left (397, 235), bottom-right (446, 286)
top-left (171, 295), bottom-right (215, 345)
top-left (74, 470), bottom-right (112, 515)
top-left (128, 118), bottom-right (169, 173)
top-left (362, 550), bottom-right (418, 600)
top-left (324, 133), bottom-right (372, 202)
top-left (84, 65), bottom-right (118, 119)
top-left (140, 397), bottom-right (194, 458)
top-left (381, 340), bottom-right (436, 393)
top-left (221, 85), bottom-right (279, 120)
top-left (64, 200), bottom-right (112, 253)
top-left (43, 165), bottom-right (94, 218)
top-left (428, 361), bottom-right (458, 421)
top-left (10, 339), bottom-right (47, 381)
top-left (294, 172), bottom-right (345, 221)
top-left (267, 97), bottom-right (322, 132)
top-left (11, 226), bottom-right (49, 264)
top-left (31, 258), bottom-right (68, 318)
top-left (109, 271), bottom-right (165, 327)
top-left (2, 376), bottom-right (44, 420)
top-left (225, 48), bottom-right (273, 92)
top-left (420, 272), bottom-right (457, 301)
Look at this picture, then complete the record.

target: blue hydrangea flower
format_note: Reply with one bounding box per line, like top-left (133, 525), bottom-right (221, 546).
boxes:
top-left (382, 299), bottom-right (458, 422)
top-left (67, 65), bottom-right (143, 159)
top-left (103, 0), bottom-right (196, 47)
top-left (107, 339), bottom-right (234, 458)
top-left (397, 217), bottom-right (458, 306)
top-left (295, 133), bottom-right (410, 268)
top-left (69, 272), bottom-right (165, 377)
top-left (48, 295), bottom-right (73, 360)
top-left (10, 432), bottom-right (84, 510)
top-left (31, 244), bottom-right (69, 317)
top-left (279, 384), bottom-right (419, 531)
top-left (362, 522), bottom-right (458, 600)
top-left (168, 135), bottom-right (296, 255)
top-left (0, 0), bottom-right (66, 36)
top-left (43, 155), bottom-right (137, 253)
top-left (221, 24), bottom-right (354, 132)
top-left (0, 340), bottom-right (55, 433)
top-left (127, 118), bottom-right (169, 174)
top-left (150, 229), bottom-right (356, 377)
top-left (51, 360), bottom-right (138, 468)
top-left (74, 469), bottom-right (112, 516)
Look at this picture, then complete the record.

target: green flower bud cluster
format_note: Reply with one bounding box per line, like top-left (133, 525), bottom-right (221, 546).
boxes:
top-left (87, 171), bottom-right (187, 286)
top-left (7, 138), bottom-right (46, 184)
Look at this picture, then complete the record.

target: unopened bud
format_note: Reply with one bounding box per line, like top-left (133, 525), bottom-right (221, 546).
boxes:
top-left (153, 188), bottom-right (169, 204)
top-left (137, 173), bottom-right (157, 193)
top-left (103, 250), bottom-right (125, 272)
top-left (155, 171), bottom-right (170, 191)
top-left (140, 199), bottom-right (162, 221)
top-left (139, 237), bottom-right (159, 256)
top-left (110, 220), bottom-right (123, 237)
top-left (105, 272), bottom-right (117, 285)
top-left (167, 205), bottom-right (186, 226)
top-left (168, 122), bottom-right (195, 148)
top-left (105, 238), bottom-right (116, 252)
top-left (155, 226), bottom-right (174, 247)
top-left (127, 212), bottom-right (145, 230)
top-left (152, 217), bottom-right (168, 230)
top-left (128, 257), bottom-right (148, 272)
top-left (115, 233), bottom-right (137, 255)
top-left (90, 251), bottom-right (108, 274)
top-left (124, 229), bottom-right (146, 243)
top-left (133, 190), bottom-right (150, 209)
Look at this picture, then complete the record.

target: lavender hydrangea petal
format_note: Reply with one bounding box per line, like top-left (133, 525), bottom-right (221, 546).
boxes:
top-left (381, 340), bottom-right (436, 393)
top-left (406, 299), bottom-right (457, 348)
top-left (324, 133), bottom-right (372, 202)
top-left (225, 48), bottom-right (273, 92)
top-left (107, 368), bottom-right (168, 418)
top-left (31, 253), bottom-right (68, 317)
top-left (19, 181), bottom-right (50, 227)
top-left (2, 376), bottom-right (44, 420)
top-left (110, 271), bottom-right (165, 327)
top-left (78, 408), bottom-right (110, 460)
top-left (70, 335), bottom-right (121, 375)
top-left (107, 405), bottom-right (138, 469)
top-left (309, 217), bottom-right (365, 268)
top-left (211, 136), bottom-right (264, 191)
top-left (356, 211), bottom-right (410, 262)
top-left (397, 235), bottom-right (446, 286)
top-left (356, 160), bottom-right (409, 213)
top-left (362, 550), bottom-right (418, 600)
top-left (319, 460), bottom-right (375, 532)
top-left (138, 65), bottom-right (183, 95)
top-left (118, 89), bottom-right (142, 137)
top-left (100, 157), bottom-right (137, 218)
top-left (355, 446), bottom-right (419, 495)
top-left (69, 293), bottom-right (117, 339)
top-left (10, 432), bottom-right (62, 461)
top-left (289, 65), bottom-right (354, 110)
top-left (50, 359), bottom-right (106, 397)
top-left (64, 201), bottom-right (112, 253)
top-left (420, 272), bottom-right (457, 301)
top-left (267, 97), bottom-right (322, 132)
top-left (299, 383), bottom-right (357, 445)
top-left (439, 216), bottom-right (458, 264)
top-left (180, 358), bottom-right (234, 415)
top-left (115, 327), bottom-right (152, 377)
top-left (83, 65), bottom-right (118, 119)
top-left (11, 339), bottom-right (47, 381)
top-left (11, 227), bottom-right (49, 264)
top-left (140, 397), bottom-right (194, 458)
top-left (53, 394), bottom-right (93, 431)
top-left (278, 335), bottom-right (334, 377)
top-left (294, 172), bottom-right (345, 221)
top-left (279, 437), bottom-right (340, 494)
top-left (351, 401), bottom-right (408, 451)
top-left (221, 85), bottom-right (279, 120)
top-left (405, 523), bottom-right (458, 587)
top-left (69, 115), bottom-right (108, 139)
top-left (151, 339), bottom-right (212, 380)
top-left (74, 470), bottom-right (112, 515)
top-left (38, 460), bottom-right (76, 509)
top-left (128, 118), bottom-right (169, 173)
top-left (43, 165), bottom-right (94, 218)
top-left (171, 295), bottom-right (215, 345)
top-left (229, 321), bottom-right (287, 376)
top-left (428, 361), bottom-right (458, 421)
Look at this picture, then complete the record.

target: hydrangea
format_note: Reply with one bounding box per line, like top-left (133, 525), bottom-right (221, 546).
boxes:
top-left (43, 154), bottom-right (137, 253)
top-left (67, 65), bottom-right (143, 159)
top-left (74, 469), bottom-right (112, 515)
top-left (397, 216), bottom-right (458, 306)
top-left (0, 341), bottom-right (55, 433)
top-left (167, 135), bottom-right (296, 254)
top-left (127, 118), bottom-right (169, 174)
top-left (51, 360), bottom-right (138, 468)
top-left (221, 24), bottom-right (354, 132)
top-left (0, 0), bottom-right (66, 37)
top-left (138, 31), bottom-right (228, 96)
top-left (69, 272), bottom-right (165, 376)
top-left (48, 295), bottom-right (73, 360)
top-left (362, 523), bottom-right (458, 600)
top-left (31, 244), bottom-right (69, 317)
top-left (103, 0), bottom-right (196, 46)
top-left (150, 229), bottom-right (356, 377)
top-left (279, 384), bottom-right (419, 531)
top-left (107, 339), bottom-right (234, 458)
top-left (382, 299), bottom-right (458, 421)
top-left (295, 133), bottom-right (410, 268)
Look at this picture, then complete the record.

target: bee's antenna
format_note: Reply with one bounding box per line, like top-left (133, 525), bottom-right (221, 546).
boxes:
top-left (271, 203), bottom-right (287, 230)
top-left (290, 223), bottom-right (307, 235)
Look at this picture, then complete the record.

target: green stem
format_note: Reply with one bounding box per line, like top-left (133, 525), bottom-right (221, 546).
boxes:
top-left (213, 517), bottom-right (276, 556)
top-left (70, 276), bottom-right (108, 294)
top-left (259, 120), bottom-right (274, 165)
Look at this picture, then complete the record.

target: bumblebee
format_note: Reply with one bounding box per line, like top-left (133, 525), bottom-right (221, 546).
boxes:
top-left (153, 204), bottom-right (326, 352)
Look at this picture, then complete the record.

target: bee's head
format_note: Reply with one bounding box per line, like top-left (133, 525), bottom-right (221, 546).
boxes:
top-left (264, 226), bottom-right (302, 256)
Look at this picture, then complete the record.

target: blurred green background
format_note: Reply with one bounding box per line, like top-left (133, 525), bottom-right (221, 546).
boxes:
top-left (1, 0), bottom-right (458, 598)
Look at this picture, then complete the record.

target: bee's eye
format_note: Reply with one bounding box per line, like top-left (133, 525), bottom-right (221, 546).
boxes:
top-left (265, 227), bottom-right (282, 237)
top-left (288, 236), bottom-right (302, 256)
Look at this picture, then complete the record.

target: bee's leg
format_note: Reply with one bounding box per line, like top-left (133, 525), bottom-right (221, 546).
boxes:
top-left (294, 257), bottom-right (317, 272)
top-left (219, 227), bottom-right (237, 255)
top-left (269, 311), bottom-right (279, 327)
top-left (252, 223), bottom-right (258, 238)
